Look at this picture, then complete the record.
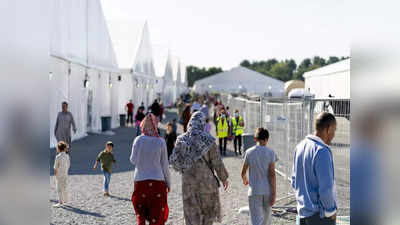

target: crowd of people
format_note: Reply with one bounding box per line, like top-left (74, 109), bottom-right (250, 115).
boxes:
top-left (52, 95), bottom-right (339, 225)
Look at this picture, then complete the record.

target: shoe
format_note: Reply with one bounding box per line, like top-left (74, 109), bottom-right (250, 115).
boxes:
top-left (53, 203), bottom-right (62, 208)
top-left (104, 192), bottom-right (110, 196)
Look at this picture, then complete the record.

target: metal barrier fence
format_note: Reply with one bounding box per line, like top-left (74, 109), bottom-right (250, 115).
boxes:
top-left (220, 94), bottom-right (350, 218)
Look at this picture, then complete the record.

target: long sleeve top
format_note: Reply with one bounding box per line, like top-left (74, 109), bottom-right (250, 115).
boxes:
top-left (291, 135), bottom-right (337, 219)
top-left (130, 135), bottom-right (171, 188)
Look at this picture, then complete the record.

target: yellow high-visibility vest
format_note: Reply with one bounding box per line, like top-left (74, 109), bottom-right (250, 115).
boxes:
top-left (217, 118), bottom-right (228, 138)
top-left (231, 116), bottom-right (244, 135)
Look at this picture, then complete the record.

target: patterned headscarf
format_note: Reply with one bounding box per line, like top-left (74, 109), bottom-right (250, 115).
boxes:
top-left (140, 113), bottom-right (159, 137)
top-left (169, 111), bottom-right (215, 172)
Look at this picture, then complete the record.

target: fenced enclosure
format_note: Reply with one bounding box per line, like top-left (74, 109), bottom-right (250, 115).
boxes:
top-left (220, 94), bottom-right (350, 219)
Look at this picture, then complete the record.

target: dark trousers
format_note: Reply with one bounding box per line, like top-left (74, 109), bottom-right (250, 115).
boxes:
top-left (234, 134), bottom-right (242, 154)
top-left (127, 112), bottom-right (133, 124)
top-left (300, 213), bottom-right (336, 225)
top-left (219, 137), bottom-right (227, 155)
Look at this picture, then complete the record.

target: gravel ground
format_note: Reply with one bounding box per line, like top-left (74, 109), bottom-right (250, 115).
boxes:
top-left (50, 108), bottom-right (347, 225)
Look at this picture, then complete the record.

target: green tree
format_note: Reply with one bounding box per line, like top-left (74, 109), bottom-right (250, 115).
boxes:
top-left (327, 56), bottom-right (340, 64)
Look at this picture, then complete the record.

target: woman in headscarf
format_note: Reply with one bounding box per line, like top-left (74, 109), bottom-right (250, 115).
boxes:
top-left (170, 111), bottom-right (229, 225)
top-left (130, 113), bottom-right (171, 225)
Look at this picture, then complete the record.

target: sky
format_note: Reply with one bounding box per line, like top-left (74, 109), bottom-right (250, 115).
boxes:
top-left (100, 0), bottom-right (350, 75)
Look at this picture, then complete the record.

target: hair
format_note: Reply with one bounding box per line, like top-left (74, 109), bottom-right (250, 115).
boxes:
top-left (172, 118), bottom-right (177, 122)
top-left (235, 109), bottom-right (239, 113)
top-left (206, 118), bottom-right (210, 123)
top-left (167, 122), bottom-right (173, 127)
top-left (57, 141), bottom-right (68, 152)
top-left (62, 101), bottom-right (68, 106)
top-left (315, 112), bottom-right (336, 132)
top-left (254, 127), bottom-right (269, 140)
top-left (106, 142), bottom-right (114, 148)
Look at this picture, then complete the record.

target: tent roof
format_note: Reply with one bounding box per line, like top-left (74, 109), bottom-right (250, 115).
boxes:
top-left (50, 0), bottom-right (119, 72)
top-left (194, 66), bottom-right (284, 86)
top-left (303, 58), bottom-right (350, 78)
top-left (132, 22), bottom-right (156, 76)
top-left (163, 50), bottom-right (174, 81)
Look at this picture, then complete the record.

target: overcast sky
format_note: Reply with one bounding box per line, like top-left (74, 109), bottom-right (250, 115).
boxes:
top-left (100, 0), bottom-right (350, 74)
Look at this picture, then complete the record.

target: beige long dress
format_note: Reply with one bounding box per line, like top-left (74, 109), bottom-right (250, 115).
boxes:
top-left (182, 143), bottom-right (229, 225)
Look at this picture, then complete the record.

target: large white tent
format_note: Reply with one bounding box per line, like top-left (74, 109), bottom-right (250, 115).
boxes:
top-left (161, 51), bottom-right (175, 106)
top-left (303, 58), bottom-right (350, 99)
top-left (50, 0), bottom-right (120, 148)
top-left (193, 66), bottom-right (285, 96)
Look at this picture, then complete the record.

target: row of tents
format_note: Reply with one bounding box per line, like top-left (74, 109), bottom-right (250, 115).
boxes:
top-left (49, 0), bottom-right (187, 147)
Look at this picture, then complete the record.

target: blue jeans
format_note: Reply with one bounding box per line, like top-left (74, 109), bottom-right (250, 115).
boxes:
top-left (103, 171), bottom-right (111, 192)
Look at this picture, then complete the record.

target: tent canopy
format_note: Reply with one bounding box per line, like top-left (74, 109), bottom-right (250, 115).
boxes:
top-left (132, 22), bottom-right (156, 76)
top-left (284, 80), bottom-right (305, 96)
top-left (193, 66), bottom-right (285, 96)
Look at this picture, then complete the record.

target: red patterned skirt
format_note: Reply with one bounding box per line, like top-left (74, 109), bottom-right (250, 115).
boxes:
top-left (132, 180), bottom-right (169, 225)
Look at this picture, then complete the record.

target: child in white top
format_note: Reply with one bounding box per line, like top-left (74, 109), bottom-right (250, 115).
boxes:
top-left (53, 141), bottom-right (71, 207)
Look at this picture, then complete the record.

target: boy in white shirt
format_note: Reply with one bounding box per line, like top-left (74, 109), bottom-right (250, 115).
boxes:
top-left (241, 128), bottom-right (277, 225)
top-left (53, 141), bottom-right (71, 207)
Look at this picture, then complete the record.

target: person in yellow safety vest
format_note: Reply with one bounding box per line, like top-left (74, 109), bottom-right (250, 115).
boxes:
top-left (231, 109), bottom-right (245, 156)
top-left (217, 112), bottom-right (229, 156)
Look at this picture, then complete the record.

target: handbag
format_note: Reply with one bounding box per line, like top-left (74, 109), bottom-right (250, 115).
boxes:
top-left (202, 156), bottom-right (221, 188)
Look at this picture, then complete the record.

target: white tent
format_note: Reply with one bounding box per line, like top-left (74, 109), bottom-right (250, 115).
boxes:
top-left (193, 66), bottom-right (285, 96)
top-left (161, 51), bottom-right (175, 106)
top-left (50, 0), bottom-right (120, 147)
top-left (303, 58), bottom-right (350, 99)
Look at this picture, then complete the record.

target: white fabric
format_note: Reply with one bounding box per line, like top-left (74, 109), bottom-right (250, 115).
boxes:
top-left (133, 22), bottom-right (156, 77)
top-left (193, 66), bottom-right (285, 96)
top-left (54, 152), bottom-right (70, 203)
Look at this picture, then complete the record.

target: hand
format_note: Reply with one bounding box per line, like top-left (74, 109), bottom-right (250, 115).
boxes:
top-left (93, 165), bottom-right (97, 171)
top-left (167, 187), bottom-right (170, 193)
top-left (242, 176), bottom-right (249, 186)
top-left (270, 193), bottom-right (276, 206)
top-left (223, 180), bottom-right (229, 191)
top-left (330, 213), bottom-right (336, 221)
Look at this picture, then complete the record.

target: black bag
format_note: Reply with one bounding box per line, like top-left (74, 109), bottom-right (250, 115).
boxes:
top-left (202, 156), bottom-right (221, 188)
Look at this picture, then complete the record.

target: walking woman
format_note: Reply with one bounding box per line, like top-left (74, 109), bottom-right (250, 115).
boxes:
top-left (130, 113), bottom-right (171, 225)
top-left (170, 111), bottom-right (229, 225)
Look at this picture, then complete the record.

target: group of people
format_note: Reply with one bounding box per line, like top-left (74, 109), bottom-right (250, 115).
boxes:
top-left (53, 96), bottom-right (339, 225)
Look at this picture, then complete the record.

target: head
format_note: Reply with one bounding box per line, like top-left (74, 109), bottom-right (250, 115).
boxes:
top-left (105, 141), bottom-right (114, 152)
top-left (206, 118), bottom-right (210, 123)
top-left (187, 111), bottom-right (206, 133)
top-left (166, 122), bottom-right (173, 134)
top-left (57, 141), bottom-right (68, 153)
top-left (61, 101), bottom-right (68, 112)
top-left (226, 106), bottom-right (230, 111)
top-left (138, 107), bottom-right (144, 113)
top-left (172, 118), bottom-right (177, 124)
top-left (129, 99), bottom-right (132, 103)
top-left (234, 109), bottom-right (239, 117)
top-left (314, 112), bottom-right (337, 145)
top-left (254, 127), bottom-right (269, 145)
top-left (140, 113), bottom-right (159, 137)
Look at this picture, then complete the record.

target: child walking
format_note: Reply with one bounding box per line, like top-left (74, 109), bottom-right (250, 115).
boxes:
top-left (53, 141), bottom-right (70, 207)
top-left (241, 128), bottom-right (277, 225)
top-left (93, 141), bottom-right (117, 196)
top-left (165, 122), bottom-right (177, 159)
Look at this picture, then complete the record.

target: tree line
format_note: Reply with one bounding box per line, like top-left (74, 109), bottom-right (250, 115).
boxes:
top-left (186, 56), bottom-right (349, 87)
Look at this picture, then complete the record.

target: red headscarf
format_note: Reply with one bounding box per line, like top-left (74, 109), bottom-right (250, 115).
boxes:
top-left (140, 113), bottom-right (159, 137)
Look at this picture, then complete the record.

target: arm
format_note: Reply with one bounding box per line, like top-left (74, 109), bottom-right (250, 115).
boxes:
top-left (291, 150), bottom-right (297, 189)
top-left (130, 138), bottom-right (139, 165)
top-left (241, 163), bottom-right (249, 185)
top-left (112, 153), bottom-right (117, 168)
top-left (208, 144), bottom-right (229, 189)
top-left (160, 140), bottom-right (171, 190)
top-left (93, 153), bottom-right (101, 170)
top-left (54, 157), bottom-right (59, 176)
top-left (54, 113), bottom-right (59, 136)
top-left (315, 149), bottom-right (337, 217)
top-left (268, 162), bottom-right (276, 206)
top-left (70, 113), bottom-right (77, 133)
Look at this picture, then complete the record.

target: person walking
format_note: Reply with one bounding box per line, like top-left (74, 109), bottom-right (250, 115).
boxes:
top-left (200, 101), bottom-right (209, 119)
top-left (241, 128), bottom-right (277, 225)
top-left (53, 141), bottom-right (70, 207)
top-left (291, 112), bottom-right (337, 225)
top-left (216, 110), bottom-right (229, 156)
top-left (54, 101), bottom-right (76, 153)
top-left (169, 112), bottom-right (229, 225)
top-left (135, 107), bottom-right (146, 136)
top-left (130, 113), bottom-right (171, 225)
top-left (231, 109), bottom-right (245, 155)
top-left (126, 100), bottom-right (135, 127)
top-left (182, 104), bottom-right (191, 132)
top-left (93, 141), bottom-right (117, 196)
top-left (164, 122), bottom-right (177, 160)
top-left (151, 99), bottom-right (161, 118)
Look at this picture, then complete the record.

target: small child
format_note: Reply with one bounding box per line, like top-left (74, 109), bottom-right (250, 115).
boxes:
top-left (241, 128), bottom-right (277, 225)
top-left (164, 122), bottom-right (177, 159)
top-left (205, 118), bottom-right (211, 133)
top-left (53, 141), bottom-right (71, 207)
top-left (93, 141), bottom-right (117, 196)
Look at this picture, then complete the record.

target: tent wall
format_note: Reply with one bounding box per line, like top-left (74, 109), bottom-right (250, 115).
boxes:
top-left (305, 71), bottom-right (350, 98)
